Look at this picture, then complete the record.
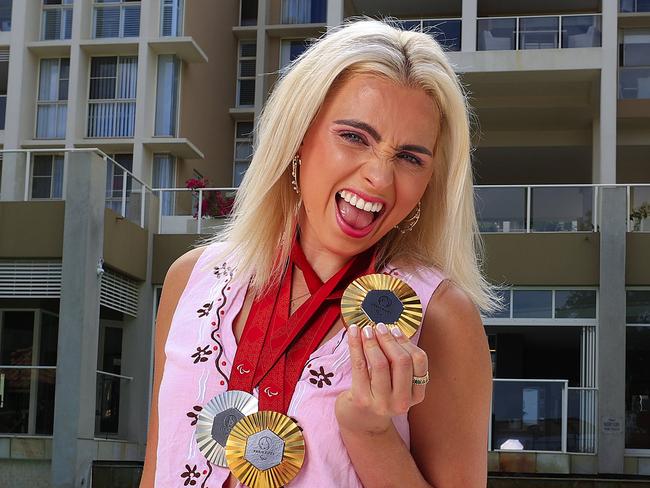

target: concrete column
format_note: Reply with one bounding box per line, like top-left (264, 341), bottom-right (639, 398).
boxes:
top-left (594, 0), bottom-right (617, 184)
top-left (597, 186), bottom-right (626, 474)
top-left (254, 0), bottom-right (268, 123)
top-left (327, 0), bottom-right (344, 29)
top-left (461, 0), bottom-right (477, 52)
top-left (51, 151), bottom-right (107, 488)
top-left (0, 152), bottom-right (27, 201)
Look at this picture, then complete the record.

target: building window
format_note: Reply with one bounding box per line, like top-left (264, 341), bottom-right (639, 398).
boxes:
top-left (484, 288), bottom-right (597, 320)
top-left (153, 153), bottom-right (176, 215)
top-left (31, 154), bottom-right (64, 199)
top-left (93, 0), bottom-right (140, 39)
top-left (234, 121), bottom-right (253, 186)
top-left (88, 56), bottom-right (138, 138)
top-left (619, 29), bottom-right (650, 99)
top-left (237, 42), bottom-right (255, 107)
top-left (0, 0), bottom-right (11, 31)
top-left (36, 58), bottom-right (69, 139)
top-left (397, 19), bottom-right (462, 52)
top-left (626, 289), bottom-right (650, 450)
top-left (281, 0), bottom-right (326, 24)
top-left (41, 0), bottom-right (73, 40)
top-left (154, 55), bottom-right (180, 137)
top-left (105, 153), bottom-right (133, 213)
top-left (240, 0), bottom-right (257, 26)
top-left (0, 310), bottom-right (58, 435)
top-left (96, 324), bottom-right (123, 435)
top-left (621, 0), bottom-right (650, 12)
top-left (280, 39), bottom-right (309, 70)
top-left (0, 49), bottom-right (7, 131)
top-left (160, 0), bottom-right (183, 36)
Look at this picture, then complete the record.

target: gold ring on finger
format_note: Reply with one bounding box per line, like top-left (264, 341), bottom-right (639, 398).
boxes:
top-left (412, 371), bottom-right (429, 385)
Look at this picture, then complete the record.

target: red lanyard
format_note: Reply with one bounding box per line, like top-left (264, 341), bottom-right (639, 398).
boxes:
top-left (228, 236), bottom-right (375, 413)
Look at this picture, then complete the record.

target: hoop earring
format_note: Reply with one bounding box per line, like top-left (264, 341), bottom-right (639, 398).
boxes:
top-left (394, 201), bottom-right (421, 234)
top-left (291, 155), bottom-right (301, 195)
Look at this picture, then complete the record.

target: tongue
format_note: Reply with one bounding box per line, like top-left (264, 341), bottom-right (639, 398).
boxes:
top-left (337, 198), bottom-right (374, 229)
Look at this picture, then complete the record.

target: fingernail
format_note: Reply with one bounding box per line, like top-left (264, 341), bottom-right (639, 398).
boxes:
top-left (376, 322), bottom-right (389, 335)
top-left (391, 327), bottom-right (404, 338)
top-left (363, 326), bottom-right (374, 339)
top-left (348, 324), bottom-right (359, 338)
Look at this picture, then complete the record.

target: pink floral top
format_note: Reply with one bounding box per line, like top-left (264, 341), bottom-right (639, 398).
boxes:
top-left (154, 241), bottom-right (448, 487)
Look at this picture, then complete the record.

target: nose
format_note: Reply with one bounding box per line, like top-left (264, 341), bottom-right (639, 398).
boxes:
top-left (359, 152), bottom-right (394, 191)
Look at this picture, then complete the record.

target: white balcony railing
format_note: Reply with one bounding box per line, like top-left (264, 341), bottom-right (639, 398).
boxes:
top-left (0, 148), bottom-right (157, 232)
top-left (87, 100), bottom-right (136, 138)
top-left (477, 13), bottom-right (602, 51)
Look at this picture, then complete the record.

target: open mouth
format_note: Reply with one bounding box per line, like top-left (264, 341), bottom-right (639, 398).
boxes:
top-left (335, 189), bottom-right (386, 237)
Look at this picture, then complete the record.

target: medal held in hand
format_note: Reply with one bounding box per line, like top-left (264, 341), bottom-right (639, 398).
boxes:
top-left (341, 273), bottom-right (423, 338)
top-left (225, 410), bottom-right (305, 488)
top-left (195, 390), bottom-right (258, 467)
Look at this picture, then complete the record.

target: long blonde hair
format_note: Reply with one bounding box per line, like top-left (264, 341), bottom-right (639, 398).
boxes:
top-left (203, 18), bottom-right (503, 315)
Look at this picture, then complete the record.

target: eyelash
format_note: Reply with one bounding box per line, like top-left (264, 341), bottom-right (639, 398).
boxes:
top-left (339, 131), bottom-right (423, 166)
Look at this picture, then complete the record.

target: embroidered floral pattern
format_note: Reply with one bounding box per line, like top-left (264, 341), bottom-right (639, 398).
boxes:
top-left (196, 301), bottom-right (213, 318)
top-left (180, 464), bottom-right (200, 486)
top-left (191, 345), bottom-right (212, 364)
top-left (186, 405), bottom-right (203, 426)
top-left (213, 262), bottom-right (233, 278)
top-left (309, 366), bottom-right (334, 388)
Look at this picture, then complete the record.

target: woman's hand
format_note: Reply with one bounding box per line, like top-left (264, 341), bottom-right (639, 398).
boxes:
top-left (335, 322), bottom-right (429, 435)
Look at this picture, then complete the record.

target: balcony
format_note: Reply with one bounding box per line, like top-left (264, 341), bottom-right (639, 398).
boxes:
top-left (155, 187), bottom-right (235, 234)
top-left (477, 14), bottom-right (602, 51)
top-left (0, 149), bottom-right (157, 232)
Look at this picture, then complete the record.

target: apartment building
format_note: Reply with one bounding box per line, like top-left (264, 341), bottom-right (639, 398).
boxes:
top-left (0, 0), bottom-right (648, 487)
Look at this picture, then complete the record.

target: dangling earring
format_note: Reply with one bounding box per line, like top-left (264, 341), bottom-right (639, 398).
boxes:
top-left (291, 155), bottom-right (301, 195)
top-left (394, 201), bottom-right (421, 234)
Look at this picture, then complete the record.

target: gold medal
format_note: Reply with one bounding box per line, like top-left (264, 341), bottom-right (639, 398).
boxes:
top-left (195, 390), bottom-right (258, 467)
top-left (225, 410), bottom-right (305, 488)
top-left (341, 273), bottom-right (423, 338)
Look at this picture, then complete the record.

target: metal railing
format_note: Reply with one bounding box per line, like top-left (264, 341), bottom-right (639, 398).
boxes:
top-left (477, 13), bottom-right (602, 51)
top-left (155, 187), bottom-right (236, 234)
top-left (0, 148), bottom-right (157, 231)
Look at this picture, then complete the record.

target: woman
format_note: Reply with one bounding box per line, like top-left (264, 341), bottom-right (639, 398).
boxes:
top-left (142, 18), bottom-right (501, 488)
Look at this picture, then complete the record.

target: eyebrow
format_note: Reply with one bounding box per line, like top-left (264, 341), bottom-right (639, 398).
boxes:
top-left (333, 119), bottom-right (433, 157)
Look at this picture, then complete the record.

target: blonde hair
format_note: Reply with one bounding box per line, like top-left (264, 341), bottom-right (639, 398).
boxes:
top-left (202, 18), bottom-right (503, 315)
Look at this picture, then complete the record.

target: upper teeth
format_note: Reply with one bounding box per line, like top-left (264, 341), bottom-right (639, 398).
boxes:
top-left (338, 190), bottom-right (384, 213)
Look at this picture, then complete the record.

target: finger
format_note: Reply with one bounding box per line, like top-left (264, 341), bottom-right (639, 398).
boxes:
top-left (361, 325), bottom-right (392, 400)
top-left (374, 323), bottom-right (413, 411)
top-left (346, 324), bottom-right (371, 398)
top-left (393, 329), bottom-right (429, 400)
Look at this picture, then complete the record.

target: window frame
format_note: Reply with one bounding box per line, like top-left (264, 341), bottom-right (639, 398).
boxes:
top-left (0, 308), bottom-right (59, 437)
top-left (86, 55), bottom-right (138, 138)
top-left (160, 0), bottom-right (184, 37)
top-left (92, 0), bottom-right (141, 39)
top-left (41, 0), bottom-right (73, 41)
top-left (153, 54), bottom-right (181, 137)
top-left (30, 153), bottom-right (64, 200)
top-left (236, 41), bottom-right (256, 108)
top-left (233, 120), bottom-right (254, 187)
top-left (35, 58), bottom-right (70, 140)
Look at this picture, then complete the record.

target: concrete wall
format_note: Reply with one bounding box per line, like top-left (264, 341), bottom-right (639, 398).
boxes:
top-left (0, 202), bottom-right (64, 257)
top-left (103, 208), bottom-right (148, 281)
top-left (626, 234), bottom-right (650, 285)
top-left (482, 233), bottom-right (600, 286)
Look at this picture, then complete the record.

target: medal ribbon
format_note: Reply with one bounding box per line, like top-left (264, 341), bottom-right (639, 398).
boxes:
top-left (229, 232), bottom-right (375, 413)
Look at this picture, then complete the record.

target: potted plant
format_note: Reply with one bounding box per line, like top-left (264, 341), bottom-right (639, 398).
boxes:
top-left (185, 177), bottom-right (235, 219)
top-left (630, 202), bottom-right (650, 231)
